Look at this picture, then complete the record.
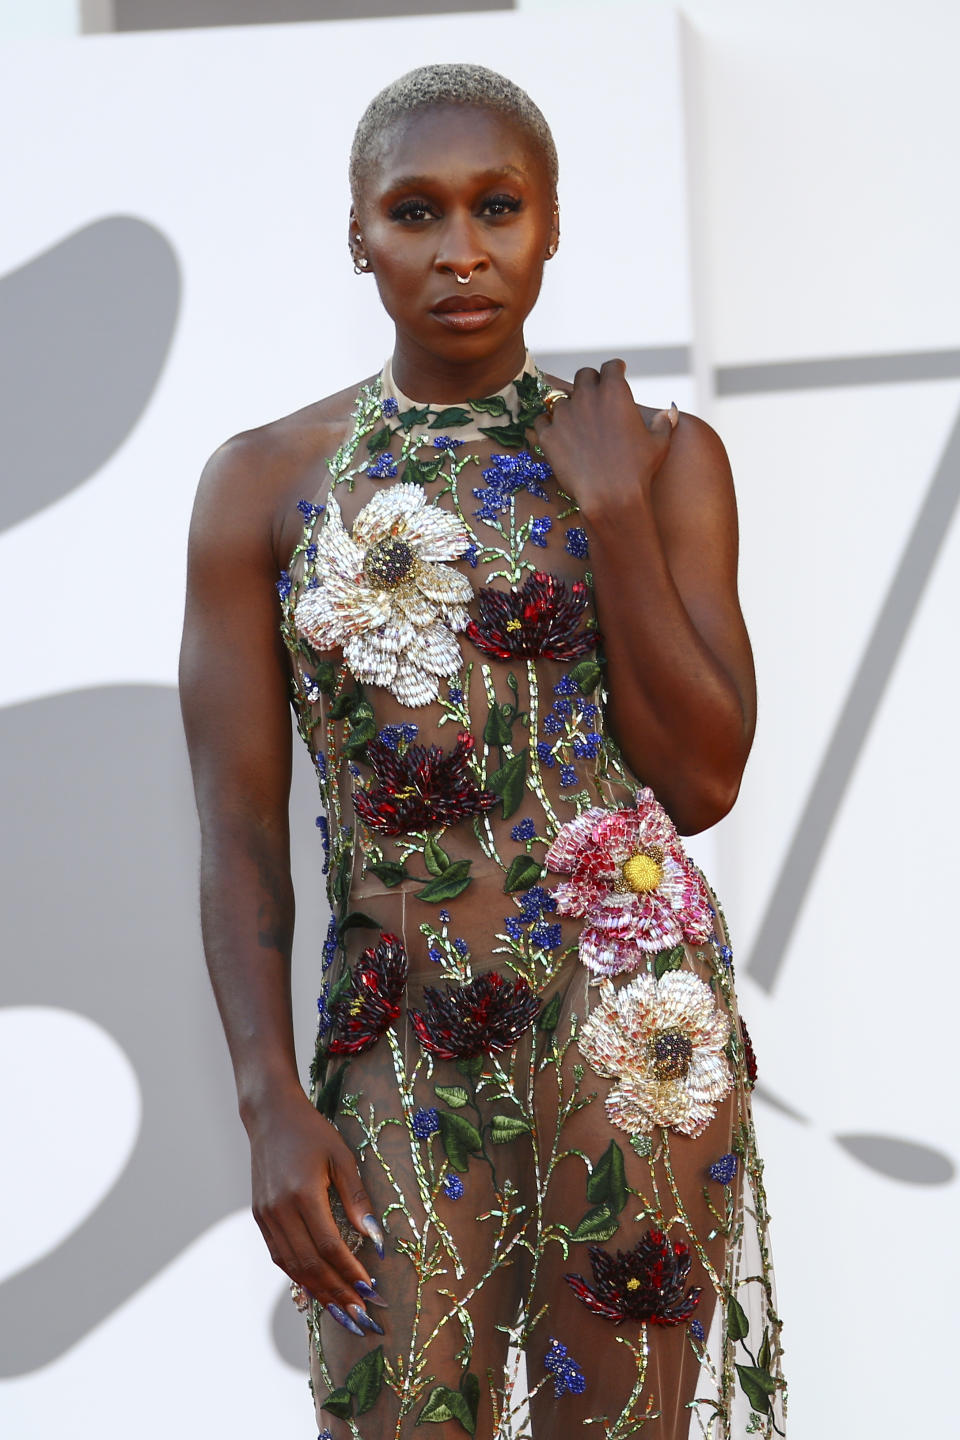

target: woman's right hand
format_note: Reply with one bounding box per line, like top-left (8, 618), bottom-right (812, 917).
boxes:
top-left (246, 1087), bottom-right (388, 1338)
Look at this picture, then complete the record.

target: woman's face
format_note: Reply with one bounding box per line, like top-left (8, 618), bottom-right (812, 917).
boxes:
top-left (353, 104), bottom-right (557, 380)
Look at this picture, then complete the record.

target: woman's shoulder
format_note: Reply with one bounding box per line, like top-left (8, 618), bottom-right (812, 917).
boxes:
top-left (189, 376), bottom-right (375, 565)
top-left (203, 376), bottom-right (376, 490)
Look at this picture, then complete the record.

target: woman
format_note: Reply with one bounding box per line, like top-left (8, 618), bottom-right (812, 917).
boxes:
top-left (180, 63), bottom-right (785, 1440)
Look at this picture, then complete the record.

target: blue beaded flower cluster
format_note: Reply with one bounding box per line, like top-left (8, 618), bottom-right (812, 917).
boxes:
top-left (544, 1337), bottom-right (587, 1396)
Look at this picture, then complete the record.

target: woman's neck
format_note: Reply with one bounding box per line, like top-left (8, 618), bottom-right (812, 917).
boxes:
top-left (388, 333), bottom-right (530, 404)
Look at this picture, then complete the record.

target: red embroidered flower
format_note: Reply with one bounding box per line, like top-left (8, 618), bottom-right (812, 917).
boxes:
top-left (328, 933), bottom-right (408, 1055)
top-left (411, 970), bottom-right (541, 1060)
top-left (545, 787), bottom-right (714, 977)
top-left (565, 1230), bottom-right (702, 1326)
top-left (354, 732), bottom-right (497, 837)
top-left (740, 1016), bottom-right (758, 1088)
top-left (466, 571), bottom-right (596, 661)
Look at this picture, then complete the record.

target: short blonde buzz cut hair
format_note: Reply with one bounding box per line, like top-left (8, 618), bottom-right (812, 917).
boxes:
top-left (349, 62), bottom-right (559, 207)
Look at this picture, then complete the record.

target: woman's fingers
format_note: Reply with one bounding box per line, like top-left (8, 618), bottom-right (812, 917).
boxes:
top-left (329, 1149), bottom-right (385, 1259)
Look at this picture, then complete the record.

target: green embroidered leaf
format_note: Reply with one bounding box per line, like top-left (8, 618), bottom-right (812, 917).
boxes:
top-left (403, 455), bottom-right (443, 486)
top-left (314, 1062), bottom-right (348, 1121)
top-left (435, 1085), bottom-right (469, 1109)
top-left (328, 969), bottom-right (352, 1006)
top-left (735, 1365), bottom-right (776, 1414)
top-left (478, 421), bottom-right (528, 449)
top-left (429, 406), bottom-right (472, 429)
top-left (726, 1295), bottom-right (750, 1342)
top-left (505, 670), bottom-right (519, 695)
top-left (654, 945), bottom-right (686, 980)
top-left (535, 990), bottom-right (563, 1032)
top-left (456, 1054), bottom-right (485, 1079)
top-left (368, 860), bottom-right (410, 888)
top-left (366, 426), bottom-right (392, 454)
top-left (487, 748), bottom-right (528, 820)
top-left (569, 660), bottom-right (602, 694)
top-left (468, 394), bottom-right (509, 416)
top-left (424, 835), bottom-right (451, 876)
top-left (586, 1139), bottom-right (628, 1214)
top-left (345, 1344), bottom-right (385, 1415)
top-left (399, 404), bottom-right (430, 431)
top-left (329, 687), bottom-right (363, 721)
top-left (311, 659), bottom-right (337, 694)
top-left (568, 1204), bottom-right (619, 1244)
top-left (417, 1384), bottom-right (476, 1434)
top-left (503, 854), bottom-right (543, 893)
top-left (332, 847), bottom-right (353, 907)
top-left (757, 1328), bottom-right (772, 1373)
top-left (437, 1111), bottom-right (483, 1173)
top-left (417, 859), bottom-right (472, 903)
top-left (483, 702), bottom-right (514, 747)
top-left (321, 1387), bottom-right (353, 1420)
top-left (489, 1114), bottom-right (530, 1144)
top-left (460, 1371), bottom-right (480, 1425)
top-left (343, 717), bottom-right (376, 758)
top-left (515, 372), bottom-right (543, 409)
top-left (337, 910), bottom-right (380, 941)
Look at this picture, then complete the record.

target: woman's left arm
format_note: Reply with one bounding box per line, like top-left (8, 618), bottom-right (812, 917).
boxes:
top-left (533, 359), bottom-right (756, 835)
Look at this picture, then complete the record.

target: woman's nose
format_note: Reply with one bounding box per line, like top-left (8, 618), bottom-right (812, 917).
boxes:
top-left (434, 212), bottom-right (488, 280)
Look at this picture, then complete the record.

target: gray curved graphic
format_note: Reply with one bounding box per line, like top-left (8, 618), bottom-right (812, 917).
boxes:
top-left (834, 1133), bottom-right (956, 1185)
top-left (0, 684), bottom-right (324, 1376)
top-left (0, 216), bottom-right (180, 531)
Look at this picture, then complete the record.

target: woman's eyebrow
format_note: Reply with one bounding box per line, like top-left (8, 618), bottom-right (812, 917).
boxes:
top-left (382, 164), bottom-right (528, 192)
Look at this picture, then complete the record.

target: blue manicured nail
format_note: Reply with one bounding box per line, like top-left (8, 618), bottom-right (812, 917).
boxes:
top-left (348, 1304), bottom-right (384, 1336)
top-left (362, 1214), bottom-right (385, 1259)
top-left (355, 1280), bottom-right (388, 1309)
top-left (326, 1303), bottom-right (364, 1337)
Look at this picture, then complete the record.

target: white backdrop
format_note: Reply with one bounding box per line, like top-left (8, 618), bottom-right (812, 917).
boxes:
top-left (3, 3), bottom-right (959, 1436)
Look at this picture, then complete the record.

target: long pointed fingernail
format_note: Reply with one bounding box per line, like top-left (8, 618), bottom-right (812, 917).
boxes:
top-left (348, 1304), bottom-right (385, 1336)
top-left (362, 1214), bottom-right (385, 1259)
top-left (669, 401), bottom-right (679, 428)
top-left (326, 1303), bottom-right (364, 1337)
top-left (355, 1280), bottom-right (389, 1309)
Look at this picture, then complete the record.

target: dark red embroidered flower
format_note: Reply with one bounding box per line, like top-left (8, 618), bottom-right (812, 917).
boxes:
top-left (354, 732), bottom-right (498, 837)
top-left (328, 933), bottom-right (408, 1055)
top-left (411, 970), bottom-right (541, 1060)
top-left (565, 1230), bottom-right (702, 1326)
top-left (466, 571), bottom-right (596, 661)
top-left (740, 1017), bottom-right (758, 1088)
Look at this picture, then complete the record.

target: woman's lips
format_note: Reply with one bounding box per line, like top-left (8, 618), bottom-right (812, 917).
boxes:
top-left (431, 294), bottom-right (502, 331)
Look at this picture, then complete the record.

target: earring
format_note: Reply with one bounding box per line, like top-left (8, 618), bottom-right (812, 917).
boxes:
top-left (351, 232), bottom-right (369, 273)
top-left (546, 242), bottom-right (558, 259)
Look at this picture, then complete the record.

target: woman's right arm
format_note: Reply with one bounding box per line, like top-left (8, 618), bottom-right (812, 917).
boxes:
top-left (179, 434), bottom-right (385, 1335)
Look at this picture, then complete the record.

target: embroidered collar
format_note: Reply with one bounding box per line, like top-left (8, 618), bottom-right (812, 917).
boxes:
top-left (378, 352), bottom-right (547, 444)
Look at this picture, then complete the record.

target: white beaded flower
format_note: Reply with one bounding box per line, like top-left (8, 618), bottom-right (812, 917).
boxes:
top-left (294, 484), bottom-right (473, 707)
top-left (578, 972), bottom-right (733, 1139)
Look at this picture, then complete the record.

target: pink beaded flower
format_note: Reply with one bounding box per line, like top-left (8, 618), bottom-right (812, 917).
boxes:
top-left (544, 788), bottom-right (713, 977)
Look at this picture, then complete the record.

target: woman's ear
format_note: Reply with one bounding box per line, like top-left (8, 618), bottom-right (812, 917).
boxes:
top-left (546, 199), bottom-right (560, 259)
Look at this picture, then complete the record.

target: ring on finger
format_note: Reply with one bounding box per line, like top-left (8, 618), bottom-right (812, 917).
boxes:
top-left (542, 388), bottom-right (569, 418)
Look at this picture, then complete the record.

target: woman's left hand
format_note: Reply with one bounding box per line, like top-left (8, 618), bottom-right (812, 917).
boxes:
top-left (531, 357), bottom-right (678, 521)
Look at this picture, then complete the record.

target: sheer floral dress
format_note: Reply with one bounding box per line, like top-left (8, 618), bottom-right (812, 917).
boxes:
top-left (277, 356), bottom-right (786, 1440)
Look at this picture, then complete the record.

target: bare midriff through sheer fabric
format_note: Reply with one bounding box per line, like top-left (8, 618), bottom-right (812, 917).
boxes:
top-left (278, 356), bottom-right (786, 1439)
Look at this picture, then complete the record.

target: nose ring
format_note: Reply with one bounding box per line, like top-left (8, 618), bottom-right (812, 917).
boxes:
top-left (454, 272), bottom-right (471, 286)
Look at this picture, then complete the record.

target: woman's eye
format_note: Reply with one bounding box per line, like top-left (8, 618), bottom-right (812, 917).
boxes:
top-left (388, 200), bottom-right (435, 223)
top-left (482, 195), bottom-right (522, 217)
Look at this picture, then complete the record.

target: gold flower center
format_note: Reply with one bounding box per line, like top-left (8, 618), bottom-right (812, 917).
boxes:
top-left (363, 536), bottom-right (415, 590)
top-left (626, 1278), bottom-right (641, 1291)
top-left (506, 619), bottom-right (523, 632)
top-left (620, 847), bottom-right (664, 893)
top-left (394, 786), bottom-right (418, 800)
top-left (649, 1028), bottom-right (693, 1081)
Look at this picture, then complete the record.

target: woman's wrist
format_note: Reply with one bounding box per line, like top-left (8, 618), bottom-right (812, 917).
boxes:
top-left (238, 1062), bottom-right (308, 1133)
